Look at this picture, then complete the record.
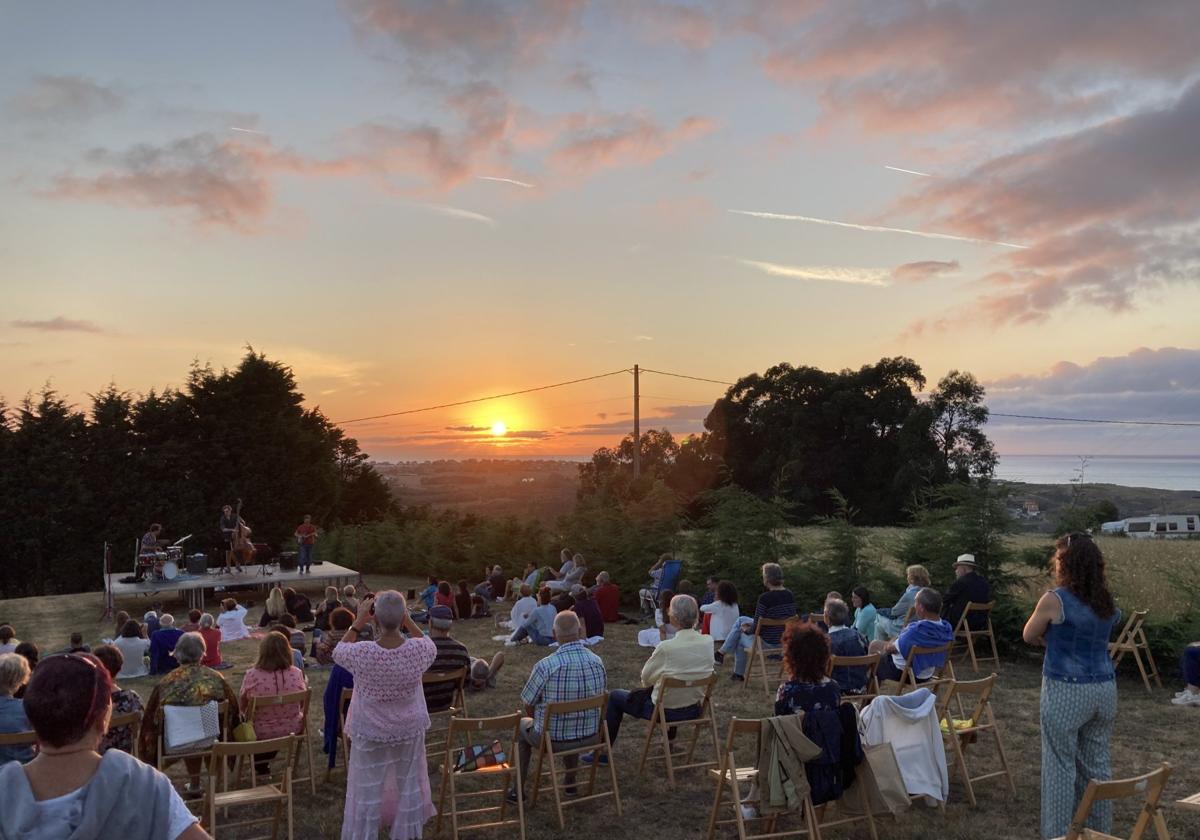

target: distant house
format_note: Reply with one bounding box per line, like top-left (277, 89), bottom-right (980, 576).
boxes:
top-left (1023, 500), bottom-right (1041, 518)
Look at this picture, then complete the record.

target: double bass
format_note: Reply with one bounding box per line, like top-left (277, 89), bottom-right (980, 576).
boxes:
top-left (225, 498), bottom-right (255, 573)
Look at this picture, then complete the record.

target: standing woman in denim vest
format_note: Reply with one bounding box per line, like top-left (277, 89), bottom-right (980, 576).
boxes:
top-left (1023, 533), bottom-right (1121, 839)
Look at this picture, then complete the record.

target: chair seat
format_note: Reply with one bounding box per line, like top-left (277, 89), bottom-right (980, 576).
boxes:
top-left (1177, 791), bottom-right (1200, 811)
top-left (708, 766), bottom-right (758, 783)
top-left (1051, 832), bottom-right (1122, 840)
top-left (212, 785), bottom-right (287, 807)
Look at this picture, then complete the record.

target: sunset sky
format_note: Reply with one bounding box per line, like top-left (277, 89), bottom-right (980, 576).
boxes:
top-left (2, 1), bottom-right (1199, 465)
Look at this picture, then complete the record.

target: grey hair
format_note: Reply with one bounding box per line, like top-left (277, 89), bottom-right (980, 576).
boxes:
top-left (0, 652), bottom-right (31, 695)
top-left (553, 610), bottom-right (581, 641)
top-left (825, 598), bottom-right (850, 627)
top-left (373, 590), bottom-right (407, 631)
top-left (596, 571), bottom-right (610, 585)
top-left (199, 613), bottom-right (215, 629)
top-left (174, 632), bottom-right (205, 665)
top-left (762, 562), bottom-right (784, 585)
top-left (669, 594), bottom-right (699, 629)
top-left (915, 587), bottom-right (942, 616)
top-left (159, 613), bottom-right (175, 628)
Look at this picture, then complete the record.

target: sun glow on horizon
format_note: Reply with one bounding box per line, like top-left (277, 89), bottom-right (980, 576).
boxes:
top-left (491, 420), bottom-right (508, 437)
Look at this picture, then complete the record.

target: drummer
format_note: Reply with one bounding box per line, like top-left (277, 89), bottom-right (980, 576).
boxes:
top-left (135, 523), bottom-right (163, 581)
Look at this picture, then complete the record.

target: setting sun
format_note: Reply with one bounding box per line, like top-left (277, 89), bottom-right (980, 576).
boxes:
top-left (490, 420), bottom-right (507, 437)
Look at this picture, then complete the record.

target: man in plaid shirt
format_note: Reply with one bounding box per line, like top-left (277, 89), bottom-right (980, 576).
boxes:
top-left (508, 611), bottom-right (607, 802)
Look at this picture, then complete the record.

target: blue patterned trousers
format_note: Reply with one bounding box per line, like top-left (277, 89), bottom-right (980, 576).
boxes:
top-left (1039, 677), bottom-right (1117, 839)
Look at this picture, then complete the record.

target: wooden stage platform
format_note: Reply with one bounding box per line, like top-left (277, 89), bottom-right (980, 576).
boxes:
top-left (106, 562), bottom-right (360, 611)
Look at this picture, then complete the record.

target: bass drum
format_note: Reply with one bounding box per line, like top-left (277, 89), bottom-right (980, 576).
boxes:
top-left (160, 560), bottom-right (179, 581)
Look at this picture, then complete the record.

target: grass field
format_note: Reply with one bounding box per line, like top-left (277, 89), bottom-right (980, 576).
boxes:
top-left (3, 550), bottom-right (1200, 840)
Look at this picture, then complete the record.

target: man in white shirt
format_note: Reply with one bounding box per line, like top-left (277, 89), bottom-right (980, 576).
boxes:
top-left (583, 594), bottom-right (713, 764)
top-left (507, 585), bottom-right (538, 630)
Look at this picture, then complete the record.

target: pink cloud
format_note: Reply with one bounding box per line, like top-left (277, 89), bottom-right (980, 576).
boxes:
top-left (11, 316), bottom-right (105, 334)
top-left (550, 114), bottom-right (714, 177)
top-left (892, 260), bottom-right (958, 283)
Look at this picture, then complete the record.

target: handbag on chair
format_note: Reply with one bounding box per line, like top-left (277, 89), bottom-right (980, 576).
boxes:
top-left (163, 701), bottom-right (221, 754)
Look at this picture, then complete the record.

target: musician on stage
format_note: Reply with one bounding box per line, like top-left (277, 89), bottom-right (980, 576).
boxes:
top-left (134, 524), bottom-right (163, 581)
top-left (294, 514), bottom-right (318, 574)
top-left (220, 504), bottom-right (249, 575)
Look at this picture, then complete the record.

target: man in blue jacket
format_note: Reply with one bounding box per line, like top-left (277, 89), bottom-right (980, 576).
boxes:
top-left (872, 588), bottom-right (954, 683)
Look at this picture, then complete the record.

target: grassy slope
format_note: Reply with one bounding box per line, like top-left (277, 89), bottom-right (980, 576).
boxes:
top-left (2, 552), bottom-right (1199, 838)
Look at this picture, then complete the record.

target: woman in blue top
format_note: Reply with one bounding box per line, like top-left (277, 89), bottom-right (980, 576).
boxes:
top-left (1023, 533), bottom-right (1121, 840)
top-left (851, 586), bottom-right (877, 642)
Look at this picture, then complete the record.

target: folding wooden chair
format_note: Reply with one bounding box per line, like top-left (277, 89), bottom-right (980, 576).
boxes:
top-left (639, 673), bottom-right (722, 788)
top-left (244, 688), bottom-right (316, 795)
top-left (0, 729), bottom-right (37, 758)
top-left (435, 712), bottom-right (526, 840)
top-left (204, 735), bottom-right (296, 840)
top-left (828, 654), bottom-right (881, 709)
top-left (743, 618), bottom-right (792, 694)
top-left (157, 700), bottom-right (230, 783)
top-left (952, 601), bottom-right (1000, 672)
top-left (706, 717), bottom-right (821, 840)
top-left (1109, 610), bottom-right (1162, 692)
top-left (529, 694), bottom-right (621, 828)
top-left (894, 643), bottom-right (955, 695)
top-left (1176, 789), bottom-right (1200, 813)
top-left (1052, 762), bottom-right (1172, 840)
top-left (937, 674), bottom-right (1015, 807)
top-left (424, 667), bottom-right (469, 760)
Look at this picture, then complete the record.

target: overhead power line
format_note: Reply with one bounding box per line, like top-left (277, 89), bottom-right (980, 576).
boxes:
top-left (332, 369), bottom-right (632, 426)
top-left (990, 412), bottom-right (1200, 428)
top-left (638, 368), bottom-right (736, 387)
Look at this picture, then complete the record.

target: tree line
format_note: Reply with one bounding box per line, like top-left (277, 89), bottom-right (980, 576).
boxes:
top-left (0, 351), bottom-right (390, 596)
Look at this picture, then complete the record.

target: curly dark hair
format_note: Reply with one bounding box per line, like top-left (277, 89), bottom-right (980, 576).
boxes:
top-left (716, 580), bottom-right (738, 607)
top-left (1054, 533), bottom-right (1116, 619)
top-left (782, 621), bottom-right (830, 684)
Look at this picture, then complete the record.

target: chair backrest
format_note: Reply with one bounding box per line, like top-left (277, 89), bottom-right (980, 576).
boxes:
top-left (445, 712), bottom-right (523, 771)
top-left (658, 559), bottom-right (683, 594)
top-left (828, 653), bottom-right (881, 693)
top-left (0, 729), bottom-right (37, 748)
top-left (659, 673), bottom-right (718, 711)
top-left (753, 617), bottom-right (793, 640)
top-left (423, 666), bottom-right (468, 709)
top-left (107, 709), bottom-right (143, 745)
top-left (1112, 610), bottom-right (1147, 646)
top-left (900, 643), bottom-right (954, 687)
top-left (210, 735), bottom-right (298, 771)
top-left (956, 601), bottom-right (995, 633)
top-left (1064, 762), bottom-right (1172, 840)
top-left (246, 688), bottom-right (311, 732)
top-left (720, 716), bottom-right (765, 761)
top-left (541, 693), bottom-right (608, 742)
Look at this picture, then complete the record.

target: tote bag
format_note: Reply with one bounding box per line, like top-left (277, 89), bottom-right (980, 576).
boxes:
top-left (164, 701), bottom-right (221, 753)
top-left (842, 741), bottom-right (911, 817)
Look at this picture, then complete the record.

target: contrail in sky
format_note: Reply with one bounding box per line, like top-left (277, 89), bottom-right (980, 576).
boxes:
top-left (737, 259), bottom-right (890, 286)
top-left (476, 175), bottom-right (535, 189)
top-left (421, 204), bottom-right (497, 226)
top-left (884, 165), bottom-right (933, 177)
top-left (728, 209), bottom-right (1027, 249)
top-left (229, 126), bottom-right (268, 135)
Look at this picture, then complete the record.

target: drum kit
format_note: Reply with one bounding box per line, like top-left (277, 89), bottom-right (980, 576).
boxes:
top-left (138, 535), bottom-right (192, 581)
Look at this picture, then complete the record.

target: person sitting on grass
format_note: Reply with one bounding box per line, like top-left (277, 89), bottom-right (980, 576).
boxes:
top-left (283, 587), bottom-right (314, 624)
top-left (507, 587), bottom-right (558, 647)
top-left (418, 575), bottom-right (439, 610)
top-left (316, 607), bottom-right (356, 665)
top-left (109, 611), bottom-right (130, 644)
top-left (13, 643), bottom-right (38, 697)
top-left (314, 586), bottom-right (343, 632)
top-left (824, 598), bottom-right (869, 693)
top-left (341, 585), bottom-right (360, 614)
top-left (0, 652), bottom-right (34, 765)
top-left (718, 563), bottom-right (797, 681)
top-left (66, 632), bottom-right (91, 654)
top-left (454, 581), bottom-right (473, 621)
top-left (180, 610), bottom-right (202, 633)
top-left (424, 606), bottom-right (505, 711)
top-left (509, 612), bottom-right (606, 803)
top-left (869, 587), bottom-right (954, 684)
top-left (113, 620), bottom-right (150, 679)
top-left (91, 643), bottom-right (144, 755)
top-left (0, 652), bottom-right (210, 840)
top-left (546, 554), bottom-right (587, 593)
top-left (143, 610), bottom-right (160, 637)
top-left (475, 565), bottom-right (508, 602)
top-left (258, 587), bottom-right (289, 628)
top-left (592, 571), bottom-right (622, 623)
top-left (637, 589), bottom-right (678, 647)
top-left (216, 597), bottom-right (251, 642)
top-left (148, 614), bottom-right (183, 676)
top-left (570, 585), bottom-right (605, 639)
top-left (550, 588), bottom-right (576, 613)
top-left (585, 594), bottom-right (711, 766)
top-left (506, 584), bottom-right (538, 630)
top-left (197, 613), bottom-right (227, 670)
top-left (0, 625), bottom-right (19, 655)
top-left (1174, 642), bottom-right (1200, 707)
top-left (504, 563), bottom-right (538, 601)
top-left (434, 580), bottom-right (456, 614)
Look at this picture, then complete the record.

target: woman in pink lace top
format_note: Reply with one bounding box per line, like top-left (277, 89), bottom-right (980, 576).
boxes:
top-left (334, 590), bottom-right (437, 840)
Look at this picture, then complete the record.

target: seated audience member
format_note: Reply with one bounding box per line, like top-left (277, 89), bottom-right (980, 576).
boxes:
top-left (0, 625), bottom-right (18, 655)
top-left (719, 563), bottom-right (797, 681)
top-left (587, 595), bottom-right (711, 764)
top-left (269, 616), bottom-right (305, 669)
top-left (13, 642), bottom-right (39, 695)
top-left (504, 563), bottom-right (537, 600)
top-left (593, 571), bottom-right (622, 623)
top-left (143, 610), bottom-right (161, 637)
top-left (701, 580), bottom-right (740, 653)
top-left (316, 608), bottom-right (355, 665)
top-left (550, 589), bottom-right (576, 613)
top-left (454, 581), bottom-right (473, 620)
top-left (180, 610), bottom-right (202, 633)
top-left (700, 576), bottom-right (719, 607)
top-left (1173, 642), bottom-right (1200, 707)
top-left (149, 614), bottom-right (184, 675)
top-left (239, 633), bottom-right (307, 774)
top-left (509, 612), bottom-right (606, 802)
top-left (851, 586), bottom-right (878, 642)
top-left (774, 622), bottom-right (861, 805)
top-left (638, 554), bottom-right (673, 614)
top-left (546, 548), bottom-right (575, 582)
top-left (197, 614), bottom-right (225, 669)
top-left (284, 587), bottom-right (314, 624)
top-left (507, 585), bottom-right (538, 629)
top-left (824, 598), bottom-right (869, 693)
top-left (113, 620), bottom-right (150, 679)
top-left (0, 652), bottom-right (33, 764)
top-left (314, 587), bottom-right (343, 632)
top-left (871, 587), bottom-right (954, 683)
top-left (571, 585), bottom-right (605, 638)
top-left (942, 554), bottom-right (991, 631)
top-left (424, 606), bottom-right (471, 713)
top-left (0, 653), bottom-right (208, 840)
top-left (91, 644), bottom-right (144, 755)
top-left (258, 587), bottom-right (289, 628)
top-left (546, 555), bottom-right (587, 593)
top-left (419, 576), bottom-right (439, 610)
top-left (637, 589), bottom-right (678, 647)
top-left (216, 597), bottom-right (251, 642)
top-left (341, 585), bottom-right (359, 614)
top-left (110, 611), bottom-right (131, 643)
top-left (66, 632), bottom-right (91, 654)
top-left (475, 565), bottom-right (508, 602)
top-left (873, 565), bottom-right (930, 641)
top-left (140, 632), bottom-right (240, 796)
top-left (434, 580), bottom-right (456, 614)
top-left (507, 588), bottom-right (558, 646)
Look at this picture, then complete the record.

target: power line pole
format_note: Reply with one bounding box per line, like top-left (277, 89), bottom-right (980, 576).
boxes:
top-left (633, 364), bottom-right (641, 478)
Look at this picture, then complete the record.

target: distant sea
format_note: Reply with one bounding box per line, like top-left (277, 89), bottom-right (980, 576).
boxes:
top-left (995, 455), bottom-right (1200, 492)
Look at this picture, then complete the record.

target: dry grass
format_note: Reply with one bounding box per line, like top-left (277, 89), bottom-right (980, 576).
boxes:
top-left (2, 564), bottom-right (1199, 839)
